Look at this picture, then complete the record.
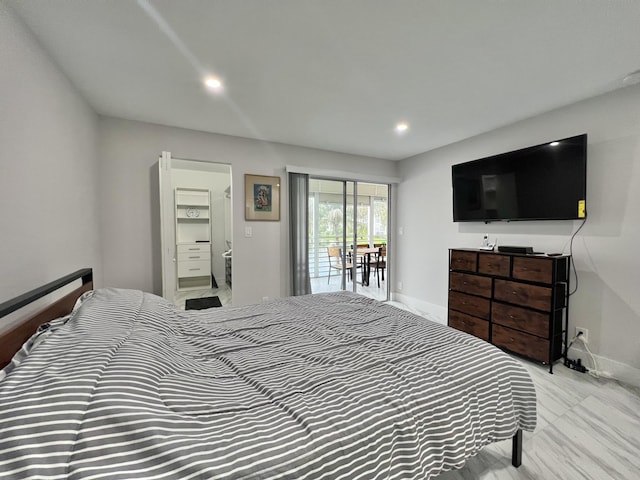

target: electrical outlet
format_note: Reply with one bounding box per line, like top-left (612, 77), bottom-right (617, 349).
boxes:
top-left (398, 281), bottom-right (403, 291)
top-left (575, 327), bottom-right (589, 343)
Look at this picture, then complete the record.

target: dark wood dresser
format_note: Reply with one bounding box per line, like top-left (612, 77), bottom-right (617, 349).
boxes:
top-left (448, 248), bottom-right (570, 372)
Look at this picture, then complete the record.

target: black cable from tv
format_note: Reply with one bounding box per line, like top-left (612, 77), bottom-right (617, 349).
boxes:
top-left (568, 216), bottom-right (587, 296)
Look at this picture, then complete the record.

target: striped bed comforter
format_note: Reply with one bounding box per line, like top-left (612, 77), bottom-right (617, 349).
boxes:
top-left (0, 288), bottom-right (536, 479)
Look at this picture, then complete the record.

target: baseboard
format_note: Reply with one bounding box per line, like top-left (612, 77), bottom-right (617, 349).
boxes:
top-left (568, 344), bottom-right (640, 388)
top-left (389, 293), bottom-right (447, 325)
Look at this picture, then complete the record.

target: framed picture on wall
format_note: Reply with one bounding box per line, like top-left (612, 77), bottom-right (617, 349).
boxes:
top-left (244, 174), bottom-right (281, 221)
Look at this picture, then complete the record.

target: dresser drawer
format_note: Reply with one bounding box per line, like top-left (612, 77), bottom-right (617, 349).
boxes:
top-left (450, 250), bottom-right (477, 272)
top-left (512, 256), bottom-right (553, 284)
top-left (478, 253), bottom-right (510, 277)
top-left (178, 251), bottom-right (211, 262)
top-left (448, 291), bottom-right (490, 320)
top-left (449, 272), bottom-right (491, 298)
top-left (494, 279), bottom-right (552, 311)
top-left (177, 243), bottom-right (210, 254)
top-left (492, 324), bottom-right (549, 363)
top-left (177, 260), bottom-right (210, 278)
top-left (448, 310), bottom-right (489, 341)
top-left (492, 302), bottom-right (549, 338)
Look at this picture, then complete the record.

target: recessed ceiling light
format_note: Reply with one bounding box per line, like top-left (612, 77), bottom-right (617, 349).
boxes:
top-left (395, 122), bottom-right (409, 133)
top-left (204, 77), bottom-right (222, 89)
top-left (549, 141), bottom-right (560, 146)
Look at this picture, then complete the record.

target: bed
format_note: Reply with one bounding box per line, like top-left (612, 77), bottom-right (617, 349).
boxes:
top-left (0, 268), bottom-right (536, 479)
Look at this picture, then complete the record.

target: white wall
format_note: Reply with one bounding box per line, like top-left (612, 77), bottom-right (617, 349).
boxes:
top-left (0, 5), bottom-right (101, 311)
top-left (97, 116), bottom-right (397, 306)
top-left (396, 84), bottom-right (640, 382)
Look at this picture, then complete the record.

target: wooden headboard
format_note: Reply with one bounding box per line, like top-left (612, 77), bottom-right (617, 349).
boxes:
top-left (0, 268), bottom-right (93, 369)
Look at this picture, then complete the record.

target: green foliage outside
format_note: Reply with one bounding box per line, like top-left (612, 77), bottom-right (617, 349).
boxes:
top-left (310, 197), bottom-right (387, 246)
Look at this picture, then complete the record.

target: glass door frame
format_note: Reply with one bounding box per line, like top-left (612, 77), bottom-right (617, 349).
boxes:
top-left (309, 175), bottom-right (390, 300)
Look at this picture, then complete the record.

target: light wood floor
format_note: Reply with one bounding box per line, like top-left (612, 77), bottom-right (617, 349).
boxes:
top-left (437, 357), bottom-right (640, 479)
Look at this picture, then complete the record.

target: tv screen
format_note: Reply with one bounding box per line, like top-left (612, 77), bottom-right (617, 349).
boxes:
top-left (452, 134), bottom-right (587, 222)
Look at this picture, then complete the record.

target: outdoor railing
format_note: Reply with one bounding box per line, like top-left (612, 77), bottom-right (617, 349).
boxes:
top-left (309, 236), bottom-right (376, 278)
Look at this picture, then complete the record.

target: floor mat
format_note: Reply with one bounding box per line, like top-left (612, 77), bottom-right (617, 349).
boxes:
top-left (185, 296), bottom-right (222, 310)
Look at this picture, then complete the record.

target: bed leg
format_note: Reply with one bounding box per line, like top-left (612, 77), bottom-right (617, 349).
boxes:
top-left (511, 429), bottom-right (522, 467)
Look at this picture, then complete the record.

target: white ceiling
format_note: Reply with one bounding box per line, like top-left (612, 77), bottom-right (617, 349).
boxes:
top-left (9, 0), bottom-right (640, 160)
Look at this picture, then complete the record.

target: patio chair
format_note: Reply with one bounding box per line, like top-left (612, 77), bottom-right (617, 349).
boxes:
top-left (371, 244), bottom-right (387, 287)
top-left (327, 246), bottom-right (360, 284)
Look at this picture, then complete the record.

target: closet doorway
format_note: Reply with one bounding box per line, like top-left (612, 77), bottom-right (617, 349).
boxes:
top-left (159, 152), bottom-right (232, 308)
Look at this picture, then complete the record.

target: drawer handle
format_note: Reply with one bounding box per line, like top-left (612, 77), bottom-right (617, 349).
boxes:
top-left (510, 337), bottom-right (516, 342)
top-left (512, 291), bottom-right (518, 295)
top-left (462, 301), bottom-right (467, 305)
top-left (462, 281), bottom-right (468, 285)
top-left (189, 268), bottom-right (201, 271)
top-left (189, 256), bottom-right (200, 259)
top-left (188, 248), bottom-right (199, 251)
top-left (509, 315), bottom-right (516, 319)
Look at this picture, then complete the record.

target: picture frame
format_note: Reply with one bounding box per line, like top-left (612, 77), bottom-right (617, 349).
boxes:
top-left (244, 174), bottom-right (281, 221)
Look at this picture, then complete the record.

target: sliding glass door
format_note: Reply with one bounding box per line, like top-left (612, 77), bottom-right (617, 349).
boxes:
top-left (308, 177), bottom-right (389, 301)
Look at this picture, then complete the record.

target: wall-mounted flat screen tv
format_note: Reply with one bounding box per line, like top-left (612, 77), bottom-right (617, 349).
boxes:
top-left (452, 134), bottom-right (587, 222)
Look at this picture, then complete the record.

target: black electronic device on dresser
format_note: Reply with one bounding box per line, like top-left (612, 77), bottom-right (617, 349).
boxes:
top-left (447, 248), bottom-right (570, 373)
